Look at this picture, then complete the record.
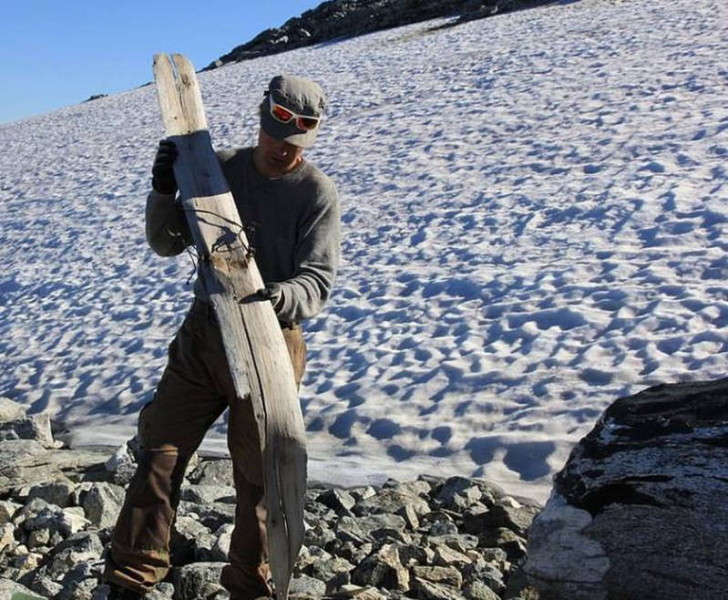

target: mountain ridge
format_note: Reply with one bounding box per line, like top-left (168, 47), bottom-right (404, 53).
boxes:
top-left (204, 0), bottom-right (554, 70)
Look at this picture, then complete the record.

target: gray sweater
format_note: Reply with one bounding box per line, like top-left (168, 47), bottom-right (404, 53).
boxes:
top-left (145, 147), bottom-right (340, 323)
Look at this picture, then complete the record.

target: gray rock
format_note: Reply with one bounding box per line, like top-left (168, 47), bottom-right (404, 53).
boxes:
top-left (82, 482), bottom-right (126, 528)
top-left (0, 413), bottom-right (54, 447)
top-left (13, 550), bottom-right (43, 571)
top-left (0, 440), bottom-right (58, 493)
top-left (355, 488), bottom-right (431, 517)
top-left (0, 522), bottom-right (16, 553)
top-left (462, 581), bottom-right (501, 600)
top-left (429, 533), bottom-right (478, 554)
top-left (0, 578), bottom-right (47, 599)
top-left (58, 566), bottom-right (100, 600)
top-left (147, 582), bottom-right (176, 599)
top-left (178, 501), bottom-right (235, 530)
top-left (104, 444), bottom-right (137, 486)
top-left (0, 499), bottom-right (22, 525)
top-left (351, 543), bottom-right (410, 591)
top-left (199, 582), bottom-right (229, 600)
top-left (396, 504), bottom-right (420, 530)
top-left (0, 397), bottom-right (27, 421)
top-left (328, 585), bottom-right (388, 600)
top-left (41, 531), bottom-right (104, 580)
top-left (411, 566), bottom-right (463, 588)
top-left (433, 545), bottom-right (472, 569)
top-left (23, 503), bottom-right (90, 537)
top-left (171, 515), bottom-right (216, 563)
top-left (349, 486), bottom-right (377, 502)
top-left (462, 561), bottom-right (505, 595)
top-left (412, 578), bottom-right (466, 600)
top-left (188, 459), bottom-right (234, 487)
top-left (304, 522), bottom-right (337, 548)
top-left (479, 527), bottom-right (527, 560)
top-left (349, 514), bottom-right (408, 537)
top-left (27, 527), bottom-right (51, 548)
top-left (305, 556), bottom-right (355, 583)
top-left (290, 574), bottom-right (327, 597)
top-left (180, 484), bottom-right (236, 505)
top-left (338, 541), bottom-right (374, 565)
top-left (478, 503), bottom-right (540, 538)
top-left (212, 523), bottom-right (234, 561)
top-left (27, 479), bottom-right (76, 508)
top-left (31, 576), bottom-right (64, 599)
top-left (526, 378), bottom-right (728, 600)
top-left (172, 562), bottom-right (227, 600)
top-left (435, 476), bottom-right (483, 512)
top-left (317, 488), bottom-right (356, 514)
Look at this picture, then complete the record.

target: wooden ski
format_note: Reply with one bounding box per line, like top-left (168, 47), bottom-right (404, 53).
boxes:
top-left (152, 53), bottom-right (306, 599)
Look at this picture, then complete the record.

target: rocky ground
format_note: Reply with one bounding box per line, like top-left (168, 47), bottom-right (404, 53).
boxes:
top-left (0, 398), bottom-right (541, 600)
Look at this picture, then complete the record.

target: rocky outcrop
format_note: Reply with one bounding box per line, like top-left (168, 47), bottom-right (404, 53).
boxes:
top-left (205, 0), bottom-right (553, 70)
top-left (0, 397), bottom-right (541, 600)
top-left (525, 378), bottom-right (728, 600)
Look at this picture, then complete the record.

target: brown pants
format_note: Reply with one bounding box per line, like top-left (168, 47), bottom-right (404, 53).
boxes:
top-left (103, 300), bottom-right (306, 599)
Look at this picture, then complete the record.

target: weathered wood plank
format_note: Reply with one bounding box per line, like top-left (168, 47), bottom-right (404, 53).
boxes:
top-left (152, 52), bottom-right (306, 600)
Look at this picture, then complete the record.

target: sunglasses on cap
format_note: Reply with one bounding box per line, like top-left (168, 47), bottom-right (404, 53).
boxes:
top-left (268, 95), bottom-right (321, 131)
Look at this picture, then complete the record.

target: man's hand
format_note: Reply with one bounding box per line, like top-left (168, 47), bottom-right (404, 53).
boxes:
top-left (152, 140), bottom-right (178, 195)
top-left (257, 285), bottom-right (283, 313)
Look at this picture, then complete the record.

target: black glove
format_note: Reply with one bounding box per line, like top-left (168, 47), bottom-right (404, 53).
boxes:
top-left (257, 285), bottom-right (283, 313)
top-left (151, 140), bottom-right (178, 195)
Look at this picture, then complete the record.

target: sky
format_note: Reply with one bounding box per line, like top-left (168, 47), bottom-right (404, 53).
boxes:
top-left (0, 1), bottom-right (323, 125)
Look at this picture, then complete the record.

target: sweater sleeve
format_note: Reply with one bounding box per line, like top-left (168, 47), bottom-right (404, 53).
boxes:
top-left (272, 179), bottom-right (341, 322)
top-left (145, 189), bottom-right (193, 257)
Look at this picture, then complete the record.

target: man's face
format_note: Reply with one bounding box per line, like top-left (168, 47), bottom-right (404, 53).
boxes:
top-left (254, 129), bottom-right (305, 178)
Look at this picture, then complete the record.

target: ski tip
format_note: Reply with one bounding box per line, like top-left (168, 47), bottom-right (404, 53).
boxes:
top-left (172, 53), bottom-right (197, 75)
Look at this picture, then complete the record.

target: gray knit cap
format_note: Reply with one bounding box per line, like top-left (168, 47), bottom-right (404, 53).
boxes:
top-left (260, 75), bottom-right (326, 148)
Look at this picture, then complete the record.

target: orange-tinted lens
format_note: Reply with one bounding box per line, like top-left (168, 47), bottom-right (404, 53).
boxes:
top-left (297, 117), bottom-right (319, 131)
top-left (271, 103), bottom-right (294, 123)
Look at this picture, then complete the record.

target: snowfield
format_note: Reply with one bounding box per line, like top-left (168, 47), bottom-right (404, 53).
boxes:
top-left (0, 0), bottom-right (726, 500)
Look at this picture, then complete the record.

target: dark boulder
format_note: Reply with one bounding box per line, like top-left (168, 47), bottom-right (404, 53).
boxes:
top-left (526, 378), bottom-right (728, 600)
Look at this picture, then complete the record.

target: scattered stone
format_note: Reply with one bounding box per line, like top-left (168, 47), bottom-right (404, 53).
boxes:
top-left (0, 522), bottom-right (16, 553)
top-left (0, 440), bottom-right (58, 493)
top-left (172, 562), bottom-right (227, 600)
top-left (412, 577), bottom-right (466, 600)
top-left (290, 573), bottom-right (327, 597)
top-left (0, 577), bottom-right (47, 599)
top-left (104, 444), bottom-right (137, 486)
top-left (317, 488), bottom-right (356, 514)
top-left (0, 499), bottom-right (22, 525)
top-left (171, 516), bottom-right (217, 563)
top-left (462, 580), bottom-right (500, 600)
top-left (436, 476), bottom-right (483, 511)
top-left (351, 544), bottom-right (410, 591)
top-left (0, 431), bottom-right (545, 600)
top-left (0, 413), bottom-right (55, 448)
top-left (354, 488), bottom-right (431, 517)
top-left (411, 566), bottom-right (463, 588)
top-left (0, 398), bottom-right (26, 421)
top-left (180, 484), bottom-right (236, 505)
top-left (82, 482), bottom-right (125, 528)
top-left (211, 523), bottom-right (234, 561)
top-left (187, 459), bottom-right (233, 487)
top-left (478, 503), bottom-right (540, 538)
top-left (27, 480), bottom-right (76, 509)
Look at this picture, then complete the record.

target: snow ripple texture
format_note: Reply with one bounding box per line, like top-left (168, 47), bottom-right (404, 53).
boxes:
top-left (0, 0), bottom-right (726, 500)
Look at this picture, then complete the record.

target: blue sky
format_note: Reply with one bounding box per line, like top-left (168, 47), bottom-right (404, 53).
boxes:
top-left (0, 1), bottom-right (323, 125)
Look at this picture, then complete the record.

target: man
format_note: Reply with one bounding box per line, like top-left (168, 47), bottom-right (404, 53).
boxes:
top-left (103, 75), bottom-right (340, 600)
